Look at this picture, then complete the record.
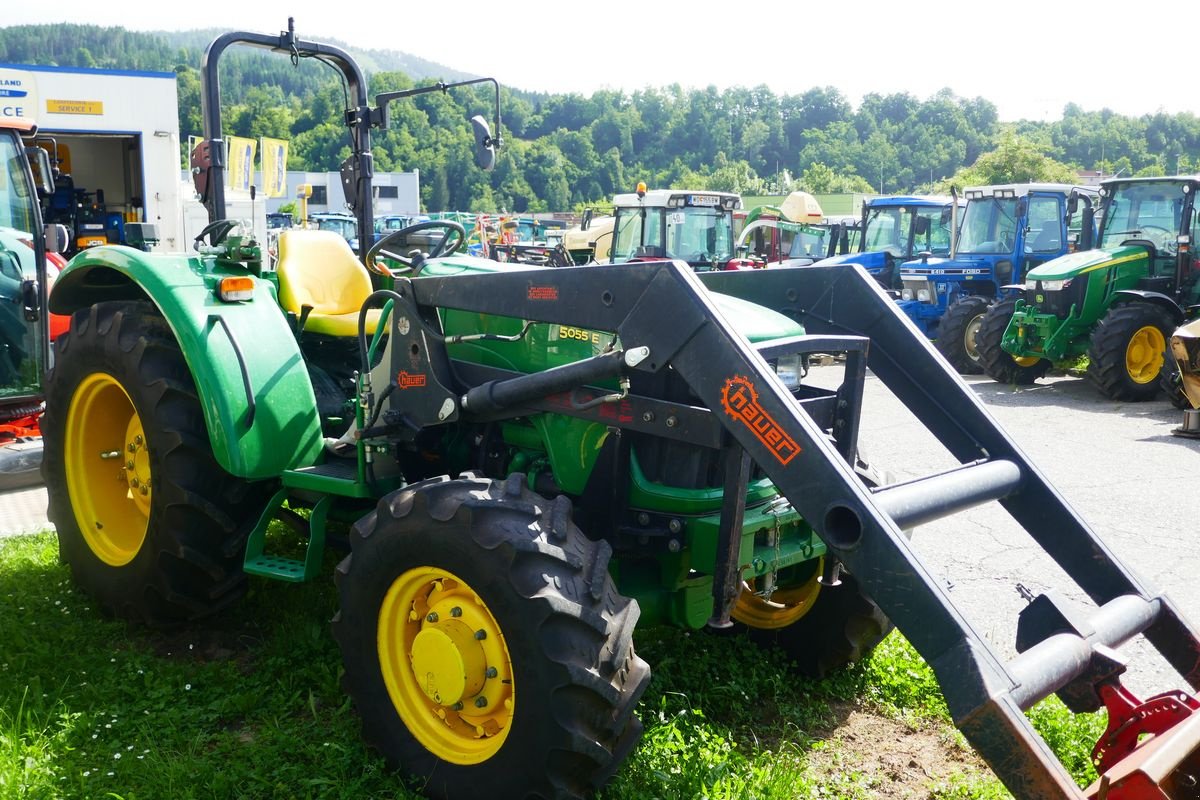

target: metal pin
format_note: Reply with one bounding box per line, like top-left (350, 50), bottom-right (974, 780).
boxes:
top-left (99, 451), bottom-right (121, 460)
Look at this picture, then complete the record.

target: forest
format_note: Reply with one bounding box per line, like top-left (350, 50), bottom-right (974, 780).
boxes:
top-left (4, 23), bottom-right (1200, 212)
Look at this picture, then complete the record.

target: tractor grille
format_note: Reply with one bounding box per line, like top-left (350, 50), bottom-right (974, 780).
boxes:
top-left (1029, 274), bottom-right (1088, 317)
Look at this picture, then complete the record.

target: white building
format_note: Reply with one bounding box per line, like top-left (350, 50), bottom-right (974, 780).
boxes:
top-left (0, 62), bottom-right (182, 252)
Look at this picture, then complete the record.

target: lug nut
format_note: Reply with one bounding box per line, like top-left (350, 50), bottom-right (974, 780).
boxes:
top-left (474, 696), bottom-right (488, 708)
top-left (474, 629), bottom-right (487, 640)
top-left (140, 486), bottom-right (149, 496)
top-left (485, 667), bottom-right (498, 679)
top-left (452, 702), bottom-right (463, 711)
top-left (426, 612), bottom-right (438, 623)
top-left (450, 607), bottom-right (462, 617)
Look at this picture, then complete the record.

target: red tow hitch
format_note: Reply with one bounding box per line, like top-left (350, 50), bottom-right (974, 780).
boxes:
top-left (1087, 682), bottom-right (1200, 799)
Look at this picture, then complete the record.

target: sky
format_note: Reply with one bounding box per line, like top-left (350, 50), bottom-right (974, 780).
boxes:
top-left (4, 0), bottom-right (1199, 123)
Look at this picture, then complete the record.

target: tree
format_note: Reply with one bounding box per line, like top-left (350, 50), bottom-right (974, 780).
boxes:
top-left (945, 132), bottom-right (1079, 188)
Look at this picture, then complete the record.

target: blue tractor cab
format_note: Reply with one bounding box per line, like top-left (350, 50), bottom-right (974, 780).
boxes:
top-left (898, 183), bottom-right (1098, 373)
top-left (814, 195), bottom-right (960, 289)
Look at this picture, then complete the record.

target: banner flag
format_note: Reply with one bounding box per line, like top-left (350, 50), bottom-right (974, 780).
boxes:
top-left (227, 135), bottom-right (256, 192)
top-left (260, 137), bottom-right (289, 198)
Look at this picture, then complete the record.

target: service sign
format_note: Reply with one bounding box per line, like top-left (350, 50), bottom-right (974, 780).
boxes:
top-left (0, 68), bottom-right (37, 121)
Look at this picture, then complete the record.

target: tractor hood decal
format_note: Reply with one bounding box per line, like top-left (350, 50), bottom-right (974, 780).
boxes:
top-left (899, 255), bottom-right (989, 275)
top-left (1025, 246), bottom-right (1147, 282)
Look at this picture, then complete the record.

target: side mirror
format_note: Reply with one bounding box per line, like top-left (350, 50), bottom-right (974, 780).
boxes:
top-left (1015, 197), bottom-right (1028, 219)
top-left (470, 115), bottom-right (496, 172)
top-left (1068, 192), bottom-right (1079, 215)
top-left (26, 147), bottom-right (54, 197)
top-left (44, 223), bottom-right (69, 255)
top-left (940, 206), bottom-right (953, 225)
top-left (913, 216), bottom-right (930, 236)
top-left (20, 279), bottom-right (40, 322)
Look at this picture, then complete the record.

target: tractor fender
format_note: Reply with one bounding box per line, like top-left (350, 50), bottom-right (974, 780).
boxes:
top-left (1112, 289), bottom-right (1186, 325)
top-left (48, 245), bottom-right (323, 479)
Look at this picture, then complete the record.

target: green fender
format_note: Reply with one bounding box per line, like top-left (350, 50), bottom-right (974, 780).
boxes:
top-left (49, 245), bottom-right (323, 479)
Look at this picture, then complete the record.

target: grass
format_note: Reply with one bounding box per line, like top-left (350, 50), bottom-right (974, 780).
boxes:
top-left (0, 532), bottom-right (1105, 799)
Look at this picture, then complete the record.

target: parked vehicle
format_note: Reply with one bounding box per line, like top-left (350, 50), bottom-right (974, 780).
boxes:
top-left (732, 192), bottom-right (853, 268)
top-left (310, 210), bottom-right (359, 250)
top-left (610, 183), bottom-right (740, 270)
top-left (37, 22), bottom-right (1200, 800)
top-left (815, 195), bottom-right (961, 289)
top-left (899, 183), bottom-right (1097, 373)
top-left (978, 176), bottom-right (1200, 399)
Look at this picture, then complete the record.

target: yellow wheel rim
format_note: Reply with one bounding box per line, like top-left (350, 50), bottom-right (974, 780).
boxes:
top-left (378, 567), bottom-right (514, 765)
top-left (1125, 325), bottom-right (1165, 384)
top-left (731, 559), bottom-right (823, 630)
top-left (64, 373), bottom-right (151, 567)
top-left (1013, 355), bottom-right (1042, 368)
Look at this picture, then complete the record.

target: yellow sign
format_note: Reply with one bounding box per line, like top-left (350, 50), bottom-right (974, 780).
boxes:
top-left (260, 137), bottom-right (289, 198)
top-left (46, 99), bottom-right (103, 115)
top-left (227, 135), bottom-right (257, 192)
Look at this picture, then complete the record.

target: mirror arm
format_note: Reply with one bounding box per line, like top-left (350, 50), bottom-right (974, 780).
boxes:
top-left (373, 77), bottom-right (503, 149)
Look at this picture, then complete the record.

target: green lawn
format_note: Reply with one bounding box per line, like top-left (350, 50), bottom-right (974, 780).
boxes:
top-left (0, 532), bottom-right (1103, 799)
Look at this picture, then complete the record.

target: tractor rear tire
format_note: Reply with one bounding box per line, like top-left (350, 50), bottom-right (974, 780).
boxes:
top-left (1087, 303), bottom-right (1173, 401)
top-left (978, 298), bottom-right (1051, 385)
top-left (41, 301), bottom-right (267, 625)
top-left (748, 569), bottom-right (890, 679)
top-left (332, 474), bottom-right (650, 800)
top-left (936, 295), bottom-right (991, 374)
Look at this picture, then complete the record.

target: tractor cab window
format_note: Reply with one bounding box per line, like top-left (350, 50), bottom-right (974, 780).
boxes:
top-left (665, 207), bottom-right (733, 266)
top-left (612, 207), bottom-right (663, 261)
top-left (957, 197), bottom-right (1019, 255)
top-left (1026, 196), bottom-right (1064, 254)
top-left (0, 132), bottom-right (41, 397)
top-left (862, 206), bottom-right (910, 256)
top-left (786, 225), bottom-right (831, 259)
top-left (1099, 181), bottom-right (1187, 264)
top-left (912, 207), bottom-right (953, 256)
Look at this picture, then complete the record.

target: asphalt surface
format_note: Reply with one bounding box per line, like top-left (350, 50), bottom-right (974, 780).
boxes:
top-left (807, 364), bottom-right (1199, 697)
top-left (2, 365), bottom-right (1197, 695)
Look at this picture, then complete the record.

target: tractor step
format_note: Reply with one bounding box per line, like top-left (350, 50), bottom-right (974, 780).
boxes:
top-left (243, 489), bottom-right (330, 582)
top-left (282, 458), bottom-right (373, 497)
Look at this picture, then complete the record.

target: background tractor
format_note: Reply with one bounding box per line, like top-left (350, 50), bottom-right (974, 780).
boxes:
top-left (814, 194), bottom-right (960, 289)
top-left (978, 176), bottom-right (1200, 399)
top-left (731, 191), bottom-right (852, 269)
top-left (36, 21), bottom-right (1200, 800)
top-left (898, 183), bottom-right (1097, 373)
top-left (608, 183), bottom-right (741, 270)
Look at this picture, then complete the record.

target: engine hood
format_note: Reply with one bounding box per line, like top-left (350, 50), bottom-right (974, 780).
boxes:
top-left (816, 251), bottom-right (889, 271)
top-left (1025, 245), bottom-right (1149, 282)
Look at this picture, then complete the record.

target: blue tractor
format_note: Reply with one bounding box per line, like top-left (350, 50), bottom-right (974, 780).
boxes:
top-left (815, 195), bottom-right (960, 289)
top-left (898, 183), bottom-right (1098, 373)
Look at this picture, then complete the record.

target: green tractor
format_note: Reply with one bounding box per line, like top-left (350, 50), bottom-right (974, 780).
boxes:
top-left (37, 22), bottom-right (1200, 800)
top-left (977, 176), bottom-right (1200, 399)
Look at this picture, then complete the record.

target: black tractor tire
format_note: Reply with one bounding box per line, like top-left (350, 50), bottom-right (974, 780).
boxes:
top-left (978, 298), bottom-right (1051, 386)
top-left (935, 295), bottom-right (992, 374)
top-left (332, 474), bottom-right (650, 800)
top-left (1087, 303), bottom-right (1175, 401)
top-left (41, 301), bottom-right (268, 625)
top-left (1161, 344), bottom-right (1193, 410)
top-left (748, 569), bottom-right (891, 679)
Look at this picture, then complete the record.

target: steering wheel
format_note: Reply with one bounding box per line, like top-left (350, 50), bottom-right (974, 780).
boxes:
top-left (1137, 224), bottom-right (1173, 246)
top-left (365, 220), bottom-right (466, 277)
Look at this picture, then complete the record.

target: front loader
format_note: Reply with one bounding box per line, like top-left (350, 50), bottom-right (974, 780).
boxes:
top-left (37, 21), bottom-right (1200, 800)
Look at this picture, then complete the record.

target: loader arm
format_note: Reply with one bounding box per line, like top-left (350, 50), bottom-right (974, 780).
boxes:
top-left (402, 260), bottom-right (1200, 799)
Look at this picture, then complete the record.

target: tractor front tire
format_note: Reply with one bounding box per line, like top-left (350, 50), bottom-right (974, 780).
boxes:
top-left (936, 295), bottom-right (991, 374)
top-left (1087, 303), bottom-right (1173, 401)
top-left (748, 569), bottom-right (890, 678)
top-left (41, 301), bottom-right (267, 625)
top-left (332, 474), bottom-right (650, 800)
top-left (978, 298), bottom-right (1051, 386)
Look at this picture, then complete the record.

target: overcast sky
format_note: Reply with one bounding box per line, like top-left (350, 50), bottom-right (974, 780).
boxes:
top-left (5, 0), bottom-right (1199, 122)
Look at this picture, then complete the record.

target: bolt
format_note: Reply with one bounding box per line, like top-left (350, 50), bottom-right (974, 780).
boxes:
top-left (135, 435), bottom-right (143, 445)
top-left (126, 460), bottom-right (135, 469)
top-left (140, 486), bottom-right (149, 496)
top-left (642, 411), bottom-right (655, 423)
top-left (130, 478), bottom-right (139, 488)
top-left (450, 607), bottom-right (462, 617)
top-left (474, 696), bottom-right (488, 708)
top-left (485, 667), bottom-right (498, 679)
top-left (665, 416), bottom-right (677, 428)
top-left (452, 702), bottom-right (464, 711)
top-left (474, 629), bottom-right (487, 640)
top-left (426, 612), bottom-right (439, 623)
top-left (667, 539), bottom-right (681, 553)
top-left (127, 443), bottom-right (137, 453)
top-left (637, 512), bottom-right (650, 526)
top-left (668, 518), bottom-right (682, 534)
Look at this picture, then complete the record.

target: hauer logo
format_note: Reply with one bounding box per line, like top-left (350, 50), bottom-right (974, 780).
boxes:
top-left (396, 371), bottom-right (427, 389)
top-left (720, 376), bottom-right (801, 465)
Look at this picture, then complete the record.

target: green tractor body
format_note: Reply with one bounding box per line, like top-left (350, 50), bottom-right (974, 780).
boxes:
top-left (981, 176), bottom-right (1200, 398)
top-left (36, 23), bottom-right (1200, 800)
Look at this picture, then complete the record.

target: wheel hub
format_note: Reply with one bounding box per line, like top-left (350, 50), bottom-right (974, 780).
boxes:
top-left (1126, 325), bottom-right (1165, 384)
top-left (410, 620), bottom-right (486, 706)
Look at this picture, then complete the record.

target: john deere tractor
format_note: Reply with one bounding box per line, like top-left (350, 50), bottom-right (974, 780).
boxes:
top-left (978, 176), bottom-right (1200, 399)
top-left (37, 22), bottom-right (1200, 800)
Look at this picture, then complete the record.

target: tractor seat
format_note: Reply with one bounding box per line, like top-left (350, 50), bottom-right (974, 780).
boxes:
top-left (275, 230), bottom-right (381, 337)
